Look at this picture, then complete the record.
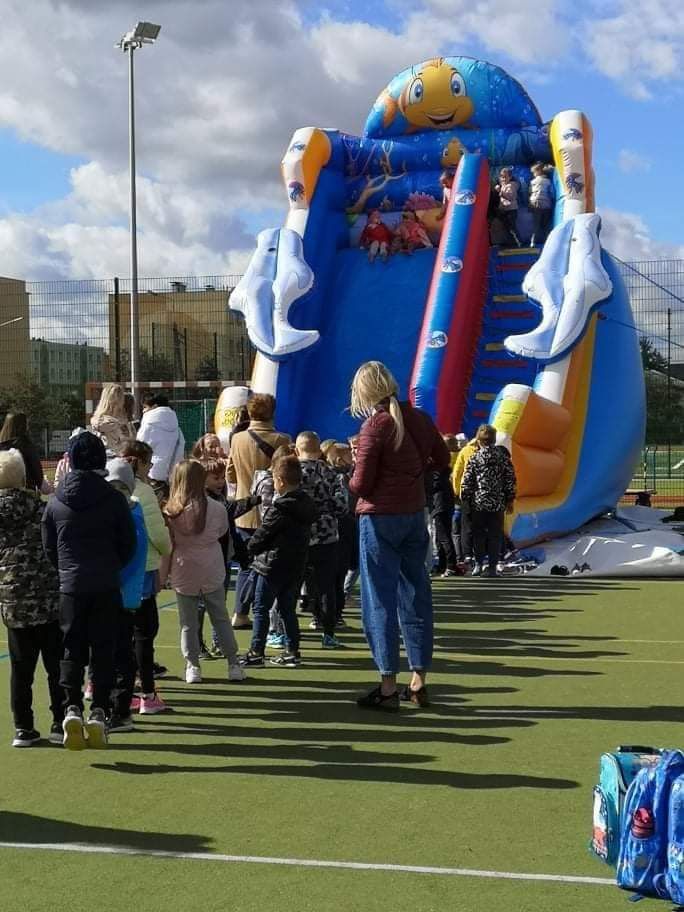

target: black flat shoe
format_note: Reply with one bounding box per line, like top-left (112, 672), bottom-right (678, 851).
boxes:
top-left (401, 685), bottom-right (430, 707)
top-left (356, 686), bottom-right (399, 713)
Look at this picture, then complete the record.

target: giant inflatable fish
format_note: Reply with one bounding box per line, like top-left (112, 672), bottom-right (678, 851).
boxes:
top-left (231, 55), bottom-right (645, 545)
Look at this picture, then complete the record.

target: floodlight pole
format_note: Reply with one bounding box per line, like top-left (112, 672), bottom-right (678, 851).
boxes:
top-left (127, 42), bottom-right (141, 416)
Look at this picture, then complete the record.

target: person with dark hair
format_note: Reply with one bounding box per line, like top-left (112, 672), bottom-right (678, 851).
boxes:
top-left (226, 393), bottom-right (290, 629)
top-left (0, 412), bottom-right (44, 492)
top-left (41, 432), bottom-right (137, 750)
top-left (136, 394), bottom-right (185, 501)
top-left (241, 455), bottom-right (316, 668)
top-left (460, 425), bottom-right (516, 578)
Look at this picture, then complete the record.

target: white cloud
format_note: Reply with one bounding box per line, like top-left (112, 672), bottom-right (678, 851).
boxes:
top-left (599, 208), bottom-right (684, 261)
top-left (617, 149), bottom-right (652, 174)
top-left (585, 1), bottom-right (684, 98)
top-left (0, 0), bottom-right (677, 284)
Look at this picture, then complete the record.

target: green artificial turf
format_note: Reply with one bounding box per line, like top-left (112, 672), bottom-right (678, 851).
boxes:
top-left (0, 579), bottom-right (681, 911)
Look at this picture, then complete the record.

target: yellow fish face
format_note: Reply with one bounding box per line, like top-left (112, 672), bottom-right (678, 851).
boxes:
top-left (399, 59), bottom-right (474, 130)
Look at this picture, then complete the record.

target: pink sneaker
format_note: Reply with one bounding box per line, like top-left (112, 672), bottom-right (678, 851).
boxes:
top-left (129, 696), bottom-right (142, 713)
top-left (139, 693), bottom-right (170, 715)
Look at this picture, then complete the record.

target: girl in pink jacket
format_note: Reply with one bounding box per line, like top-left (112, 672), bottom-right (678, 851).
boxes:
top-left (494, 167), bottom-right (522, 247)
top-left (165, 460), bottom-right (246, 685)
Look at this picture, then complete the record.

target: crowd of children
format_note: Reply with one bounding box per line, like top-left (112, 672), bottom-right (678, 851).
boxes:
top-left (0, 375), bottom-right (515, 748)
top-left (360, 161), bottom-right (554, 263)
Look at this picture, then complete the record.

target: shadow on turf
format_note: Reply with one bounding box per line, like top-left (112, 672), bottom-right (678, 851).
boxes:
top-left (0, 810), bottom-right (210, 853)
top-left (91, 756), bottom-right (578, 791)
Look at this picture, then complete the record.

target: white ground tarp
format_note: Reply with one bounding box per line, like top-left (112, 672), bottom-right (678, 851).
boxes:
top-left (524, 507), bottom-right (684, 578)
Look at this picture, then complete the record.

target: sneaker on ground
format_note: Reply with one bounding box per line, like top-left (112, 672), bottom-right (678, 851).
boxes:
top-left (84, 682), bottom-right (94, 701)
top-left (209, 644), bottom-right (225, 658)
top-left (470, 563), bottom-right (483, 577)
top-left (321, 633), bottom-right (344, 649)
top-left (269, 652), bottom-right (301, 668)
top-left (49, 722), bottom-right (64, 745)
top-left (239, 651), bottom-right (265, 667)
top-left (107, 715), bottom-right (135, 733)
top-left (496, 562), bottom-right (505, 574)
top-left (265, 633), bottom-right (287, 649)
top-left (228, 663), bottom-right (247, 682)
top-left (130, 695), bottom-right (142, 713)
top-left (199, 645), bottom-right (214, 660)
top-left (308, 618), bottom-right (320, 631)
top-left (12, 728), bottom-right (41, 748)
top-left (335, 618), bottom-right (349, 629)
top-left (185, 663), bottom-right (202, 684)
top-left (152, 662), bottom-right (167, 679)
top-left (63, 705), bottom-right (87, 751)
top-left (139, 693), bottom-right (170, 714)
top-left (441, 569), bottom-right (459, 578)
top-left (85, 708), bottom-right (107, 749)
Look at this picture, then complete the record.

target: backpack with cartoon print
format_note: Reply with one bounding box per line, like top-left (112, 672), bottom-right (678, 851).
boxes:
top-left (616, 750), bottom-right (684, 900)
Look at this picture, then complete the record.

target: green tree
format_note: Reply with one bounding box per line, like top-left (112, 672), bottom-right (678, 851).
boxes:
top-left (640, 336), bottom-right (668, 373)
top-left (195, 355), bottom-right (220, 381)
top-left (119, 348), bottom-right (175, 381)
top-left (644, 372), bottom-right (684, 445)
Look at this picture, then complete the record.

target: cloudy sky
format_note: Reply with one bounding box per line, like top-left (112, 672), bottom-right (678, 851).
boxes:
top-left (0, 0), bottom-right (681, 281)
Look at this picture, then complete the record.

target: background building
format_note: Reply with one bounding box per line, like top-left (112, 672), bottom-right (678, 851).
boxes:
top-left (31, 339), bottom-right (107, 393)
top-left (0, 277), bottom-right (30, 389)
top-left (108, 282), bottom-right (251, 382)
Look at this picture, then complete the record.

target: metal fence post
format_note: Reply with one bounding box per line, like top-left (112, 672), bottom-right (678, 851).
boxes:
top-left (114, 276), bottom-right (121, 381)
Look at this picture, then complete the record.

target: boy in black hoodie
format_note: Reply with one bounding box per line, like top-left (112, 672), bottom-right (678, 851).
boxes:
top-left (241, 456), bottom-right (316, 668)
top-left (42, 432), bottom-right (136, 750)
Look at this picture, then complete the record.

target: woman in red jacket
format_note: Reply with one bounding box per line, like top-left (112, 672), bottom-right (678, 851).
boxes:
top-left (349, 361), bottom-right (449, 711)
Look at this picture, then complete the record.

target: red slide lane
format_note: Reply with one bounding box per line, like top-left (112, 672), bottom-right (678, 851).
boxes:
top-left (435, 164), bottom-right (490, 432)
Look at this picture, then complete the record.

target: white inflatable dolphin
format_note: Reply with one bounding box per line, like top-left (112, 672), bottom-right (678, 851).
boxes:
top-left (230, 227), bottom-right (318, 360)
top-left (505, 213), bottom-right (612, 363)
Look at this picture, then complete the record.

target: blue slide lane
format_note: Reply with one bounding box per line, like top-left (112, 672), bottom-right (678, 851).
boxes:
top-left (275, 247), bottom-right (436, 440)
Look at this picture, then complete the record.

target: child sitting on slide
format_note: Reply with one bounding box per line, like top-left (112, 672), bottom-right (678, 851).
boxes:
top-left (359, 209), bottom-right (393, 262)
top-left (393, 210), bottom-right (433, 254)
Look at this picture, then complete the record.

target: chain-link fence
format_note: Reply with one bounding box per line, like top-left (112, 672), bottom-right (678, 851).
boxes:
top-left (0, 261), bottom-right (682, 506)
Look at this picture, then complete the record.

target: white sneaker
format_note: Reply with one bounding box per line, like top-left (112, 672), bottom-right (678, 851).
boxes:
top-left (185, 663), bottom-right (202, 684)
top-left (496, 562), bottom-right (505, 574)
top-left (228, 663), bottom-right (246, 682)
top-left (470, 563), bottom-right (482, 577)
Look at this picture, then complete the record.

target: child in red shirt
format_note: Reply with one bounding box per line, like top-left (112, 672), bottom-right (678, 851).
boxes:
top-left (392, 211), bottom-right (433, 254)
top-left (359, 210), bottom-right (393, 262)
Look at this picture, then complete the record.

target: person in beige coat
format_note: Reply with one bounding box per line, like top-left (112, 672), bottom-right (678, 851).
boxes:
top-left (225, 394), bottom-right (290, 628)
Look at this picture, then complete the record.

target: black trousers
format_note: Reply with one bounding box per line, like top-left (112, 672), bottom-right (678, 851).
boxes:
top-left (433, 511), bottom-right (457, 571)
top-left (460, 501), bottom-right (474, 560)
top-left (304, 542), bottom-right (338, 636)
top-left (335, 529), bottom-right (354, 619)
top-left (112, 609), bottom-right (136, 718)
top-left (8, 622), bottom-right (64, 730)
top-left (499, 209), bottom-right (521, 246)
top-left (59, 590), bottom-right (120, 714)
top-left (472, 510), bottom-right (505, 572)
top-left (134, 595), bottom-right (159, 695)
top-left (451, 510), bottom-right (464, 563)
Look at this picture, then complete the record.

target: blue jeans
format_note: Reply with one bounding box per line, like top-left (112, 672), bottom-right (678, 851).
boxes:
top-left (359, 511), bottom-right (433, 676)
top-left (251, 574), bottom-right (300, 655)
top-left (234, 527), bottom-right (256, 618)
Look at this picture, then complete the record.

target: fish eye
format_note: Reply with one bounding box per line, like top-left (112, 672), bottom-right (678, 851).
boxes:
top-left (408, 77), bottom-right (424, 105)
top-left (450, 72), bottom-right (465, 96)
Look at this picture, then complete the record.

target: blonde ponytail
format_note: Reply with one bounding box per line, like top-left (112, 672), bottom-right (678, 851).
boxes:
top-left (388, 395), bottom-right (405, 449)
top-left (350, 361), bottom-right (404, 450)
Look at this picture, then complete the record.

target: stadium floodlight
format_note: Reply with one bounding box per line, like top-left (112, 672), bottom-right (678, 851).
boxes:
top-left (115, 22), bottom-right (161, 414)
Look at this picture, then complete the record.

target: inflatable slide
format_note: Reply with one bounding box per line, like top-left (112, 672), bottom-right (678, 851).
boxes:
top-left (231, 55), bottom-right (645, 546)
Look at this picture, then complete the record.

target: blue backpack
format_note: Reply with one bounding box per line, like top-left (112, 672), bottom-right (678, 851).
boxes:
top-left (591, 746), bottom-right (663, 866)
top-left (654, 772), bottom-right (684, 904)
top-left (617, 750), bottom-right (684, 900)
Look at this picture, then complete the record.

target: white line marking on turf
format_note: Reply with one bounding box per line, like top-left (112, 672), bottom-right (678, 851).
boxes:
top-left (0, 841), bottom-right (613, 886)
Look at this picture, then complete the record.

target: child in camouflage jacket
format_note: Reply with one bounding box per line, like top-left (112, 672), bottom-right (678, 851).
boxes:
top-left (0, 450), bottom-right (64, 747)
